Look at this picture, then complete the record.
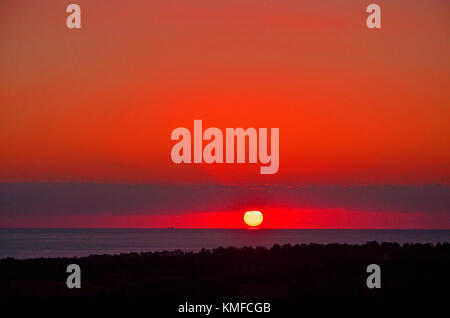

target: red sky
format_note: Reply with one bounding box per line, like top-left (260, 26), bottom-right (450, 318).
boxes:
top-left (2, 209), bottom-right (449, 229)
top-left (0, 1), bottom-right (449, 228)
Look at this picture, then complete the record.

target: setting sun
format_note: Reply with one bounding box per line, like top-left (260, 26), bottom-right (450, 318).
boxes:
top-left (244, 211), bottom-right (263, 227)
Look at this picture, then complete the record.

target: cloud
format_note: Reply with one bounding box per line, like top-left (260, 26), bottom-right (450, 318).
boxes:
top-left (0, 183), bottom-right (449, 217)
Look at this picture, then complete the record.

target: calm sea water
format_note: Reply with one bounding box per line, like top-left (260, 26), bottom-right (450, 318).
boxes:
top-left (0, 229), bottom-right (449, 259)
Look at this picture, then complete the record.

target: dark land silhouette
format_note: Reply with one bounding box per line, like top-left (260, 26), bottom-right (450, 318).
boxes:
top-left (1, 242), bottom-right (449, 300)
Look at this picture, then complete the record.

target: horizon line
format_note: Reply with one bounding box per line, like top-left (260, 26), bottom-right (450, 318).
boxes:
top-left (1, 227), bottom-right (449, 230)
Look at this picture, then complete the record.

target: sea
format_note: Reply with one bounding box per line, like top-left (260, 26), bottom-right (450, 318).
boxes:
top-left (0, 228), bottom-right (449, 259)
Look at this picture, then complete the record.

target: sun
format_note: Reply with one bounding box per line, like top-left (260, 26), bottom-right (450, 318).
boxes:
top-left (243, 210), bottom-right (263, 227)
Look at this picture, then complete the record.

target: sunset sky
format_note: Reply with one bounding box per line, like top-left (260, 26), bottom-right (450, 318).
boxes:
top-left (1, 0), bottom-right (449, 228)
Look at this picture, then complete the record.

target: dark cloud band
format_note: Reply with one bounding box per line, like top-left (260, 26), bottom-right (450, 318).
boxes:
top-left (0, 183), bottom-right (449, 217)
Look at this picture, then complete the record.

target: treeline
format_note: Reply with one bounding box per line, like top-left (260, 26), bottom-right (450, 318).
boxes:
top-left (1, 242), bottom-right (449, 299)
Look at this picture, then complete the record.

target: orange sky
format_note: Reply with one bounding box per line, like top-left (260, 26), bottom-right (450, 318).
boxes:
top-left (0, 1), bottom-right (449, 228)
top-left (1, 0), bottom-right (449, 184)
